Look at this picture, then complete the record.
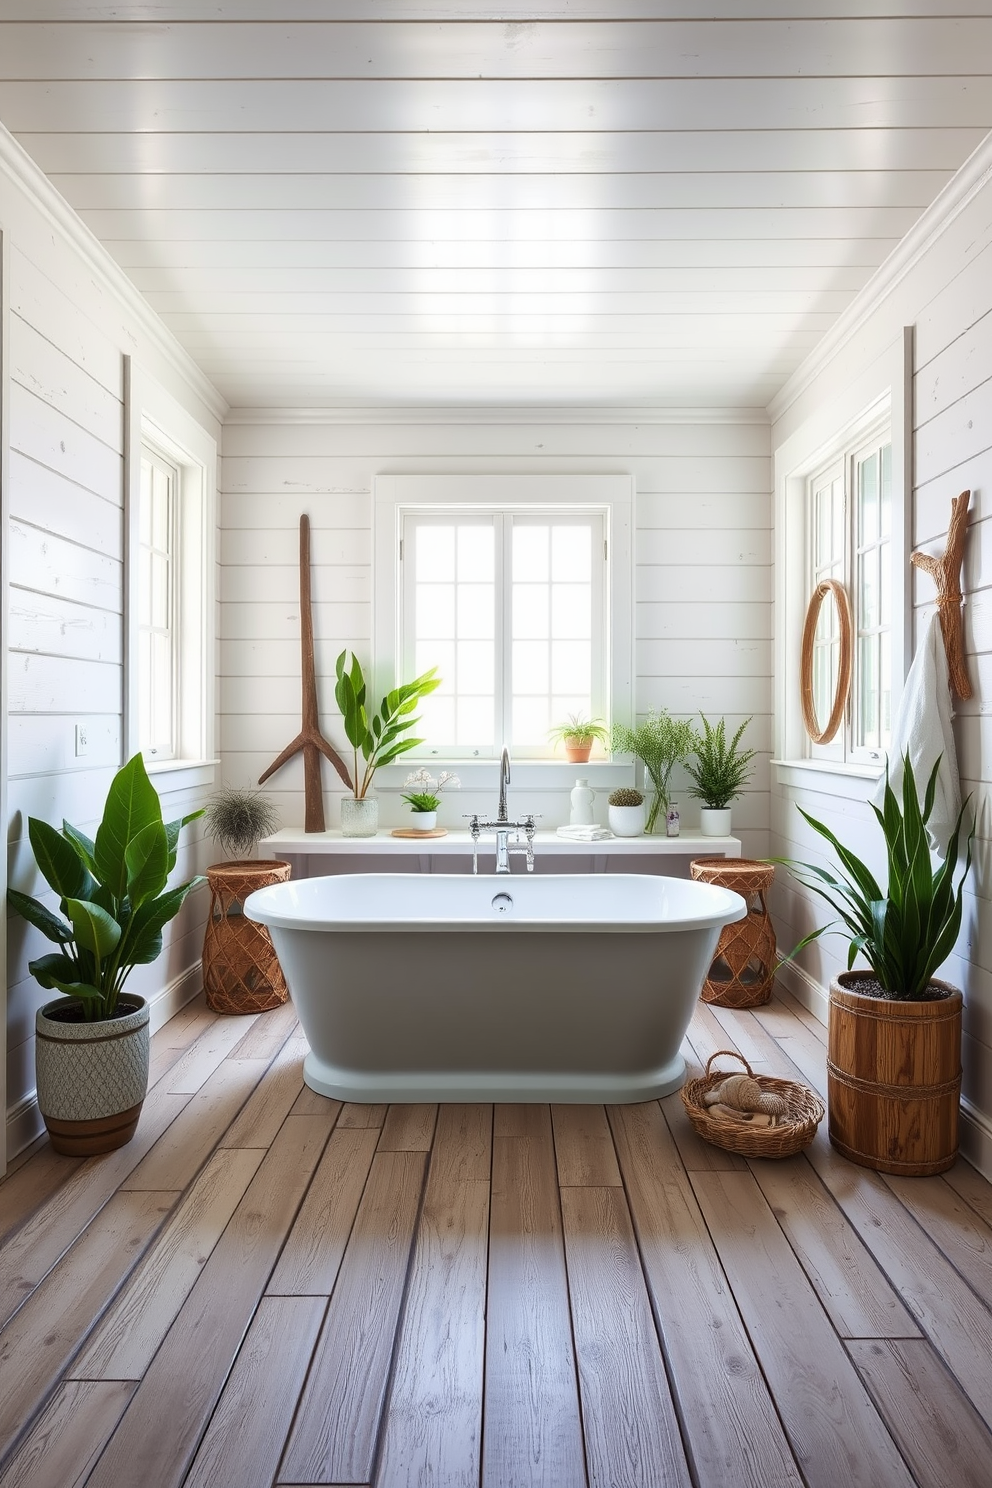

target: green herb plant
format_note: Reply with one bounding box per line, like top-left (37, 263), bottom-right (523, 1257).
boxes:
top-left (612, 711), bottom-right (700, 833)
top-left (685, 715), bottom-right (757, 810)
top-left (7, 754), bottom-right (204, 1021)
top-left (333, 650), bottom-right (441, 800)
top-left (778, 755), bottom-right (973, 1001)
top-left (548, 713), bottom-right (610, 749)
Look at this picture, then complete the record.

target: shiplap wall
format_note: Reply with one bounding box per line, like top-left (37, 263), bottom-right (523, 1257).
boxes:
top-left (220, 416), bottom-right (771, 854)
top-left (2, 148), bottom-right (223, 1161)
top-left (770, 160), bottom-right (992, 1170)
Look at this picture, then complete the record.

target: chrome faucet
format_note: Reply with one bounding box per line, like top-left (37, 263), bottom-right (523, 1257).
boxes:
top-left (467, 745), bottom-right (538, 873)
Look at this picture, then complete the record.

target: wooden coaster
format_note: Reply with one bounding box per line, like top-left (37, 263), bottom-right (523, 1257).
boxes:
top-left (390, 827), bottom-right (449, 839)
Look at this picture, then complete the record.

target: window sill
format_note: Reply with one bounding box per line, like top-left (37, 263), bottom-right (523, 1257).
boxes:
top-left (773, 757), bottom-right (883, 799)
top-left (147, 759), bottom-right (219, 794)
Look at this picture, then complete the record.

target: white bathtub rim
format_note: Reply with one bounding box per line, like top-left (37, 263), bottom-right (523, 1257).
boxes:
top-left (302, 1048), bottom-right (688, 1103)
top-left (245, 871), bottom-right (747, 936)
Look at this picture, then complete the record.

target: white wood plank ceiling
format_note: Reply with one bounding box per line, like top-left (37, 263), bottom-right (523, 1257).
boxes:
top-left (1, 3), bottom-right (991, 411)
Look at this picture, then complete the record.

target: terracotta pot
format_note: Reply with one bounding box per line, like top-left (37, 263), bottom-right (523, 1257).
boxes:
top-left (35, 994), bottom-right (150, 1157)
top-left (827, 970), bottom-right (962, 1175)
top-left (564, 739), bottom-right (594, 763)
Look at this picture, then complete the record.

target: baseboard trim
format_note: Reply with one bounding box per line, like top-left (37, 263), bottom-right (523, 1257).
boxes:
top-left (775, 957), bottom-right (830, 1025)
top-left (5, 962), bottom-right (203, 1163)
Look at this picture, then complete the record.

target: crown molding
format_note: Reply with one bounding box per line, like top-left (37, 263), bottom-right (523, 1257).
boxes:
top-left (0, 122), bottom-right (228, 425)
top-left (768, 127), bottom-right (992, 426)
top-left (223, 404), bottom-right (770, 426)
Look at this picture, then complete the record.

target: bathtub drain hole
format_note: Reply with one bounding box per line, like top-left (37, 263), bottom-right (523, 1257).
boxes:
top-left (492, 893), bottom-right (514, 914)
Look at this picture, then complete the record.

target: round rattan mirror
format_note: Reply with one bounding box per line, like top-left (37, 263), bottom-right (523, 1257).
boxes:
top-left (800, 579), bottom-right (852, 744)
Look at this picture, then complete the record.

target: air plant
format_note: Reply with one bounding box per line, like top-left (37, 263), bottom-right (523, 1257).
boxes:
top-left (204, 786), bottom-right (280, 859)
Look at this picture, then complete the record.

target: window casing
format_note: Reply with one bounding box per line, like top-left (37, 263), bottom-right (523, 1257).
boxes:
top-left (138, 444), bottom-right (180, 761)
top-left (807, 422), bottom-right (892, 764)
top-left (373, 473), bottom-right (633, 764)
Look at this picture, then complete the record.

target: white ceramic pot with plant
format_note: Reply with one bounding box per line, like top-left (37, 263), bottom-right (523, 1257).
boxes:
top-left (607, 787), bottom-right (646, 837)
top-left (548, 714), bottom-right (610, 764)
top-left (8, 755), bottom-right (204, 1156)
top-left (612, 712), bottom-right (700, 834)
top-left (333, 650), bottom-right (441, 836)
top-left (401, 769), bottom-right (460, 833)
top-left (685, 714), bottom-right (757, 836)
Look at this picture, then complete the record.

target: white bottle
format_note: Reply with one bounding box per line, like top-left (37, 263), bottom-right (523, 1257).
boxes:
top-left (570, 778), bottom-right (595, 826)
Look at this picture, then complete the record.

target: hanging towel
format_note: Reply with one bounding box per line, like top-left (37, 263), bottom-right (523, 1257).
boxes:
top-left (871, 609), bottom-right (961, 858)
top-left (555, 825), bottom-right (614, 842)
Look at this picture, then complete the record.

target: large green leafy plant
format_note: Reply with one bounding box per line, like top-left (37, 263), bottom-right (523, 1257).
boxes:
top-left (781, 755), bottom-right (973, 1001)
top-left (612, 710), bottom-right (700, 833)
top-left (333, 650), bottom-right (440, 799)
top-left (7, 754), bottom-right (204, 1021)
top-left (685, 715), bottom-right (757, 810)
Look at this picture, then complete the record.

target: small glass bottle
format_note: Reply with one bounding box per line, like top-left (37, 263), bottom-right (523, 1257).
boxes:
top-left (570, 778), bottom-right (595, 826)
top-left (666, 803), bottom-right (681, 837)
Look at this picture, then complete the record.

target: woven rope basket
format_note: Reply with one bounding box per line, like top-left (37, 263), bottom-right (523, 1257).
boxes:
top-left (690, 858), bottom-right (777, 1007)
top-left (202, 860), bottom-right (291, 1015)
top-left (681, 1050), bottom-right (825, 1158)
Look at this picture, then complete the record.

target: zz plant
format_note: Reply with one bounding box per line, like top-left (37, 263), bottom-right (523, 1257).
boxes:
top-left (8, 754), bottom-right (204, 1021)
top-left (781, 755), bottom-right (973, 1001)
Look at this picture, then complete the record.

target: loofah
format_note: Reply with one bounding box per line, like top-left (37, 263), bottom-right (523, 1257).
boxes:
top-left (706, 1104), bottom-right (778, 1128)
top-left (703, 1073), bottom-right (787, 1120)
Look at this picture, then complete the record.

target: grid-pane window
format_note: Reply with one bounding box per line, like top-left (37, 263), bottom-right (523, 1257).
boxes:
top-left (807, 428), bottom-right (892, 762)
top-left (138, 446), bottom-right (179, 761)
top-left (402, 509), bottom-right (605, 756)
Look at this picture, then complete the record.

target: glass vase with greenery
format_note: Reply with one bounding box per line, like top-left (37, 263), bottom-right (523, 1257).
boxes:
top-left (779, 754), bottom-right (973, 1000)
top-left (7, 754), bottom-right (204, 1021)
top-left (612, 711), bottom-right (700, 834)
top-left (684, 715), bottom-right (757, 810)
top-left (333, 650), bottom-right (440, 800)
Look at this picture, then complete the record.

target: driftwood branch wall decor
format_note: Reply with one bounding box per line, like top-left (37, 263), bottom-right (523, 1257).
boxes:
top-left (910, 489), bottom-right (972, 700)
top-left (258, 514), bottom-right (352, 832)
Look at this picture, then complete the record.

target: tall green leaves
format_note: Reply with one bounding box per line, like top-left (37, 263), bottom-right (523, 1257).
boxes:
top-left (780, 755), bottom-right (973, 1001)
top-left (7, 755), bottom-right (205, 1021)
top-left (333, 650), bottom-right (440, 799)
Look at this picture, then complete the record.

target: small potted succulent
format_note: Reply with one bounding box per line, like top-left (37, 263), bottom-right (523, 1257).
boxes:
top-left (333, 650), bottom-right (441, 836)
top-left (6, 754), bottom-right (204, 1155)
top-left (685, 715), bottom-right (757, 835)
top-left (401, 769), bottom-right (461, 832)
top-left (612, 711), bottom-right (700, 834)
top-left (548, 713), bottom-right (610, 763)
top-left (608, 787), bottom-right (646, 837)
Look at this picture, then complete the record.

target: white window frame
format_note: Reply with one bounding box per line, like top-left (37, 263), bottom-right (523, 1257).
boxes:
top-left (774, 330), bottom-right (912, 784)
top-left (806, 415), bottom-right (894, 766)
top-left (373, 473), bottom-right (633, 765)
top-left (124, 358), bottom-right (217, 788)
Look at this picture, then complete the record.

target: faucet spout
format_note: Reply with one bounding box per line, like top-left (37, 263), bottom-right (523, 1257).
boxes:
top-left (498, 746), bottom-right (511, 822)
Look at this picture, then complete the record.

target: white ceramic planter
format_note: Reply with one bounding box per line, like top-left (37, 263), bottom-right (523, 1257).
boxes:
top-left (341, 796), bottom-right (379, 837)
top-left (35, 994), bottom-right (150, 1156)
top-left (609, 802), bottom-right (647, 837)
top-left (408, 811), bottom-right (437, 832)
top-left (700, 807), bottom-right (732, 836)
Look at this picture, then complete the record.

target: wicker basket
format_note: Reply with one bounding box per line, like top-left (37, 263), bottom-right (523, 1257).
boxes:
top-left (202, 860), bottom-right (291, 1015)
top-left (681, 1050), bottom-right (825, 1159)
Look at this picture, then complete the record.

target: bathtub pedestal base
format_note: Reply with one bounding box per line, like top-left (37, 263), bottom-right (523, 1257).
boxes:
top-left (302, 1048), bottom-right (688, 1104)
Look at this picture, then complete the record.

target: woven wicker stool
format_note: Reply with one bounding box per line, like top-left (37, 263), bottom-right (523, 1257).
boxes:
top-left (202, 860), bottom-right (291, 1015)
top-left (690, 857), bottom-right (777, 1008)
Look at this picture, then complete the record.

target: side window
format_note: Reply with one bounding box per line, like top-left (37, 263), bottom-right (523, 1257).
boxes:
top-left (138, 444), bottom-right (179, 761)
top-left (807, 426), bottom-right (892, 763)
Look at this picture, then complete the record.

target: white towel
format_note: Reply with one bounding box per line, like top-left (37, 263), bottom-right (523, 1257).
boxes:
top-left (871, 609), bottom-right (961, 858)
top-left (555, 825), bottom-right (614, 842)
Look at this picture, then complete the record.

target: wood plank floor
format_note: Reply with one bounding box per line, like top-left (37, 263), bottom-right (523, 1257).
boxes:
top-left (3, 988), bottom-right (992, 1487)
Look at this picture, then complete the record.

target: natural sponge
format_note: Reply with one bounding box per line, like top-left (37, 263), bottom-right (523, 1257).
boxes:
top-left (609, 787), bottom-right (644, 807)
top-left (703, 1073), bottom-right (787, 1118)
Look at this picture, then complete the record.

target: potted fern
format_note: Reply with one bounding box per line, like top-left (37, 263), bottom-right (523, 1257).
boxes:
top-left (685, 715), bottom-right (757, 835)
top-left (780, 755), bottom-right (972, 1175)
top-left (7, 754), bottom-right (204, 1155)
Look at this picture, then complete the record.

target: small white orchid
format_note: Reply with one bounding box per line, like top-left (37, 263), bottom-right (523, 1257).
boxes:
top-left (401, 769), bottom-right (461, 812)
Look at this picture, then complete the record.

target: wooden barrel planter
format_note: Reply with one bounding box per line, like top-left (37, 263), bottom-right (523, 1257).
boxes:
top-left (202, 860), bottom-right (292, 1015)
top-left (827, 971), bottom-right (963, 1175)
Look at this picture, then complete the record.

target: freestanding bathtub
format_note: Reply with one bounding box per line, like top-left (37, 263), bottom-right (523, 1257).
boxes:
top-left (245, 872), bottom-right (747, 1103)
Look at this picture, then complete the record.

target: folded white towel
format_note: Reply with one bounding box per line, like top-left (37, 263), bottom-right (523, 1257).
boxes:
top-left (556, 825), bottom-right (614, 842)
top-left (871, 609), bottom-right (961, 858)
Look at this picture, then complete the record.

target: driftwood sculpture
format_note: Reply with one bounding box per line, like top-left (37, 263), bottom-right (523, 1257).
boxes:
top-left (911, 489), bottom-right (972, 700)
top-left (258, 514), bottom-right (351, 832)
